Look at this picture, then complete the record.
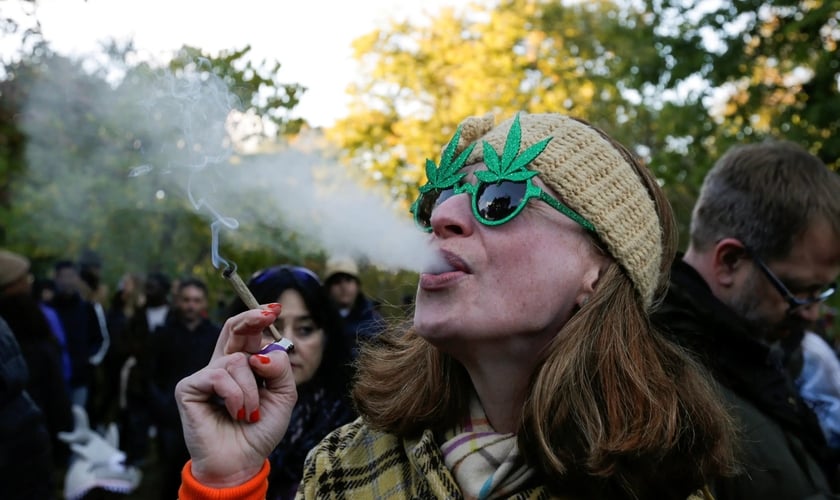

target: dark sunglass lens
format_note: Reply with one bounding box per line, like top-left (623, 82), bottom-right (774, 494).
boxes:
top-left (476, 181), bottom-right (527, 222)
top-left (417, 188), bottom-right (455, 227)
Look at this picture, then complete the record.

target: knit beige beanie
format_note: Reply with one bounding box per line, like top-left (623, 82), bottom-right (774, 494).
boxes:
top-left (452, 112), bottom-right (662, 307)
top-left (0, 249), bottom-right (30, 289)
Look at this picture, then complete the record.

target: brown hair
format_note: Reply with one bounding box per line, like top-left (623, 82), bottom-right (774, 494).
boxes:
top-left (353, 117), bottom-right (738, 499)
top-left (690, 140), bottom-right (840, 259)
top-left (521, 136), bottom-right (737, 498)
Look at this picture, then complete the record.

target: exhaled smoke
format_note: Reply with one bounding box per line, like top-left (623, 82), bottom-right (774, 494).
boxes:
top-left (18, 53), bottom-right (437, 274)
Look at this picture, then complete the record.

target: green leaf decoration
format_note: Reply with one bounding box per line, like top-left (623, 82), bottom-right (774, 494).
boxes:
top-left (481, 113), bottom-right (552, 180)
top-left (475, 169), bottom-right (537, 183)
top-left (505, 170), bottom-right (539, 182)
top-left (422, 125), bottom-right (477, 190)
top-left (500, 114), bottom-right (522, 173)
top-left (482, 142), bottom-right (502, 177)
top-left (474, 170), bottom-right (498, 183)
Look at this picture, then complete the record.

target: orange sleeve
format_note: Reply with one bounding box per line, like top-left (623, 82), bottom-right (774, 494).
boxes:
top-left (178, 459), bottom-right (269, 500)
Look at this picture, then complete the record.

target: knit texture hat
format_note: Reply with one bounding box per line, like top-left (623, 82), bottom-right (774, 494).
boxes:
top-left (454, 113), bottom-right (662, 307)
top-left (0, 250), bottom-right (30, 289)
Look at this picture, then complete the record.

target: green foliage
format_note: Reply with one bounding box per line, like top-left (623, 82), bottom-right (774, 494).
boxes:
top-left (2, 0), bottom-right (838, 309)
top-left (169, 45), bottom-right (307, 137)
top-left (0, 40), bottom-right (318, 305)
top-left (329, 0), bottom-right (839, 250)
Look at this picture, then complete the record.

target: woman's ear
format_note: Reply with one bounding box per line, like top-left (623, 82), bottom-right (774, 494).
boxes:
top-left (576, 254), bottom-right (609, 307)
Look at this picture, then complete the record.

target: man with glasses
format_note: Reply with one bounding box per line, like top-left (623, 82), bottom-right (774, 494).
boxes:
top-left (653, 140), bottom-right (840, 498)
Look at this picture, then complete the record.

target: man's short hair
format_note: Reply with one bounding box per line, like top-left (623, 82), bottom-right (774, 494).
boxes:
top-left (54, 259), bottom-right (78, 273)
top-left (177, 276), bottom-right (208, 297)
top-left (690, 140), bottom-right (840, 259)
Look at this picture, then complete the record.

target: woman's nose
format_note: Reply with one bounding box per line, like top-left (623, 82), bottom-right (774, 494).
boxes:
top-left (428, 192), bottom-right (474, 238)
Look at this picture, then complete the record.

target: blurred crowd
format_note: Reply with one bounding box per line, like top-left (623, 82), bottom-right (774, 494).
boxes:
top-left (0, 249), bottom-right (385, 500)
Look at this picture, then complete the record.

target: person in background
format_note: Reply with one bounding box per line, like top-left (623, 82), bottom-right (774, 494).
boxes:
top-left (175, 112), bottom-right (739, 499)
top-left (49, 260), bottom-right (107, 412)
top-left (0, 316), bottom-right (56, 500)
top-left (796, 329), bottom-right (840, 451)
top-left (0, 249), bottom-right (73, 468)
top-left (76, 250), bottom-right (111, 427)
top-left (119, 270), bottom-right (171, 466)
top-left (147, 277), bottom-right (220, 500)
top-left (32, 276), bottom-right (72, 394)
top-left (323, 255), bottom-right (385, 355)
top-left (98, 272), bottom-right (143, 428)
top-left (228, 265), bottom-right (357, 499)
top-left (33, 277), bottom-right (57, 304)
top-left (78, 249), bottom-right (109, 306)
top-left (652, 140), bottom-right (840, 497)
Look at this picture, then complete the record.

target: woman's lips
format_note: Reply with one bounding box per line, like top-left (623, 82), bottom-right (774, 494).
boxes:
top-left (420, 250), bottom-right (470, 290)
top-left (419, 270), bottom-right (466, 290)
top-left (423, 249), bottom-right (470, 274)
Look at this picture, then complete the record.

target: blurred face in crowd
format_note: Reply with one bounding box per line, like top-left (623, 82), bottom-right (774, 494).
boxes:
top-left (175, 284), bottom-right (208, 328)
top-left (54, 266), bottom-right (81, 296)
top-left (145, 275), bottom-right (170, 306)
top-left (327, 274), bottom-right (359, 309)
top-left (265, 288), bottom-right (326, 385)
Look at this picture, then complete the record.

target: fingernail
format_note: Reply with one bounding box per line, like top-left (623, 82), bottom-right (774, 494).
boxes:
top-left (249, 409), bottom-right (260, 423)
top-left (260, 310), bottom-right (274, 317)
top-left (266, 303), bottom-right (282, 311)
top-left (254, 354), bottom-right (271, 364)
top-left (236, 407), bottom-right (245, 421)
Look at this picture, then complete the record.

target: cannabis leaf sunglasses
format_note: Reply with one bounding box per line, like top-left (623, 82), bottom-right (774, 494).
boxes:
top-left (410, 114), bottom-right (595, 233)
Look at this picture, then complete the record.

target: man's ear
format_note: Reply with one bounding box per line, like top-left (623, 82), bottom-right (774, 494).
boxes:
top-left (712, 238), bottom-right (749, 288)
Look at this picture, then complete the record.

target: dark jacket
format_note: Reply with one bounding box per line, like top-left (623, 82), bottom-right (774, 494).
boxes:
top-left (49, 291), bottom-right (105, 389)
top-left (339, 292), bottom-right (385, 355)
top-left (653, 258), bottom-right (839, 499)
top-left (0, 294), bottom-right (73, 464)
top-left (146, 313), bottom-right (220, 427)
top-left (0, 317), bottom-right (56, 500)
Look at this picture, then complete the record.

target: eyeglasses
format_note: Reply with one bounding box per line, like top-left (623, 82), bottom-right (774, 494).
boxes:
top-left (250, 265), bottom-right (322, 287)
top-left (410, 178), bottom-right (595, 233)
top-left (747, 249), bottom-right (836, 311)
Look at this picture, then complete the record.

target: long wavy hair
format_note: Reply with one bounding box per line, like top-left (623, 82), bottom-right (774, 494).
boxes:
top-left (353, 121), bottom-right (738, 499)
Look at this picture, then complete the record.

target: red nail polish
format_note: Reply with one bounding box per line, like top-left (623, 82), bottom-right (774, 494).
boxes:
top-left (267, 303), bottom-right (282, 311)
top-left (260, 310), bottom-right (274, 317)
top-left (249, 409), bottom-right (260, 423)
top-left (236, 407), bottom-right (245, 421)
top-left (255, 354), bottom-right (271, 364)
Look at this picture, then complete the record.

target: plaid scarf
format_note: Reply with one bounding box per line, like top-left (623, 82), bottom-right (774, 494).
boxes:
top-left (441, 396), bottom-right (534, 500)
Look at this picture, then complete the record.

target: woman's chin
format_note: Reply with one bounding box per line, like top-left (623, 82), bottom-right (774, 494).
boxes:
top-left (413, 305), bottom-right (452, 336)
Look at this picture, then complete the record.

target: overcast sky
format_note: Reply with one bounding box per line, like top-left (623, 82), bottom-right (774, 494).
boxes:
top-left (3, 0), bottom-right (465, 127)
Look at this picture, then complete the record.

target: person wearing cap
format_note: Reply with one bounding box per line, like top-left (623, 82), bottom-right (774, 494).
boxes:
top-left (0, 249), bottom-right (74, 479)
top-left (323, 255), bottom-right (384, 356)
top-left (0, 316), bottom-right (58, 499)
top-left (652, 142), bottom-right (840, 497)
top-left (175, 112), bottom-right (738, 499)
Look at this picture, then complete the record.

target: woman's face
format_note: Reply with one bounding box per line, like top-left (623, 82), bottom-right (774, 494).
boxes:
top-left (413, 164), bottom-right (608, 361)
top-left (263, 289), bottom-right (327, 386)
